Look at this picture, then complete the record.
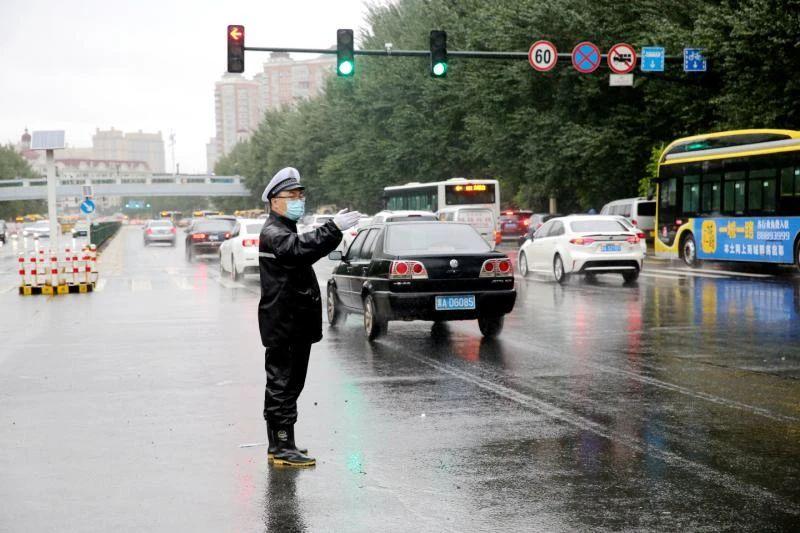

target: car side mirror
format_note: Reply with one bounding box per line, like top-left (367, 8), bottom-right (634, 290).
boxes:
top-left (328, 250), bottom-right (343, 261)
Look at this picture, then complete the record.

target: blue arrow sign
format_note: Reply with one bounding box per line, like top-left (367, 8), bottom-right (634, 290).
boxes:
top-left (80, 199), bottom-right (96, 214)
top-left (641, 47), bottom-right (665, 72)
top-left (683, 48), bottom-right (707, 72)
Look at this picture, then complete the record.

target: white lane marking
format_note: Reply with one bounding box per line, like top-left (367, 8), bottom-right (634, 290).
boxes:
top-left (131, 279), bottom-right (152, 292)
top-left (390, 345), bottom-right (798, 513)
top-left (674, 267), bottom-right (774, 278)
top-left (173, 276), bottom-right (193, 290)
top-left (645, 268), bottom-right (728, 279)
top-left (640, 271), bottom-right (685, 280)
top-left (1, 284), bottom-right (18, 294)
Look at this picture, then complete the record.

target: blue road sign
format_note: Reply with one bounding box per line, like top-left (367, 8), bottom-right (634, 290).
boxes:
top-left (683, 48), bottom-right (707, 72)
top-left (641, 47), bottom-right (665, 72)
top-left (80, 199), bottom-right (96, 214)
top-left (571, 41), bottom-right (601, 74)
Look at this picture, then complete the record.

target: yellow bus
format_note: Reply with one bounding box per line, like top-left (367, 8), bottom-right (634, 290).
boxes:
top-left (655, 129), bottom-right (800, 269)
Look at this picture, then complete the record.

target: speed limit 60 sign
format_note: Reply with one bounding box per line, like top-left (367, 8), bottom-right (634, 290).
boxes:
top-left (528, 40), bottom-right (558, 72)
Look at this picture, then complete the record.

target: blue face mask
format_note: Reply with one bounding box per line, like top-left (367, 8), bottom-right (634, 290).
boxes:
top-left (284, 199), bottom-right (305, 221)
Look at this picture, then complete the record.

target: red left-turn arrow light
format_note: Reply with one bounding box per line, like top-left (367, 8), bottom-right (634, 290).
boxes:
top-left (227, 25), bottom-right (245, 73)
top-left (229, 26), bottom-right (243, 41)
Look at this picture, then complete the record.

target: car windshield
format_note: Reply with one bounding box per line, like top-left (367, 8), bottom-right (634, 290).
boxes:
top-left (385, 223), bottom-right (491, 254)
top-left (194, 220), bottom-right (234, 232)
top-left (149, 220), bottom-right (172, 227)
top-left (569, 220), bottom-right (629, 233)
top-left (245, 223), bottom-right (263, 234)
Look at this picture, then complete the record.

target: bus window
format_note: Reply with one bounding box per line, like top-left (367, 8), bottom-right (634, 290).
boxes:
top-left (682, 175), bottom-right (700, 214)
top-left (701, 173), bottom-right (721, 213)
top-left (723, 171), bottom-right (746, 215)
top-left (748, 168), bottom-right (776, 212)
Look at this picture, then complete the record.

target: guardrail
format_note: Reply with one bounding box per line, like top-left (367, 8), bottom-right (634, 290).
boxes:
top-left (90, 221), bottom-right (122, 249)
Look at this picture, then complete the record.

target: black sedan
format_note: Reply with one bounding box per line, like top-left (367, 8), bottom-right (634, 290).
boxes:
top-left (185, 218), bottom-right (234, 262)
top-left (327, 221), bottom-right (516, 340)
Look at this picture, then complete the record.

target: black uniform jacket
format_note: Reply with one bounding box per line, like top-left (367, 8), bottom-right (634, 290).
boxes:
top-left (258, 212), bottom-right (342, 347)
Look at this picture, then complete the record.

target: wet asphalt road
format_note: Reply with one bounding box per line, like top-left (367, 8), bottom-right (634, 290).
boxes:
top-left (0, 226), bottom-right (799, 532)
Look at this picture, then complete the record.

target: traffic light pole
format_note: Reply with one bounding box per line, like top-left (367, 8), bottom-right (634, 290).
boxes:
top-left (243, 46), bottom-right (683, 62)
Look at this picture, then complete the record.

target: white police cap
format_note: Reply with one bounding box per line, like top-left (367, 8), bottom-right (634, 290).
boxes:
top-left (261, 167), bottom-right (305, 202)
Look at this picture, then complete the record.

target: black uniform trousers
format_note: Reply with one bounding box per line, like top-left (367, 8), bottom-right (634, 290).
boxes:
top-left (263, 342), bottom-right (312, 427)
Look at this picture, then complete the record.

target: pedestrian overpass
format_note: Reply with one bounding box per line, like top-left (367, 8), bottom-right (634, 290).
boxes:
top-left (0, 175), bottom-right (251, 201)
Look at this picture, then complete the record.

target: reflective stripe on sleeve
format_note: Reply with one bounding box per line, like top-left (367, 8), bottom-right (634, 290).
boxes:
top-left (259, 252), bottom-right (276, 259)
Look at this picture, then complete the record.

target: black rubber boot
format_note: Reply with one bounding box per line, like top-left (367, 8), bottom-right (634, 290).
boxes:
top-left (271, 426), bottom-right (315, 467)
top-left (267, 426), bottom-right (308, 461)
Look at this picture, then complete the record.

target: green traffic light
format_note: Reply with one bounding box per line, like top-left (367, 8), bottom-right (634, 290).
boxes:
top-left (338, 60), bottom-right (354, 76)
top-left (432, 62), bottom-right (447, 77)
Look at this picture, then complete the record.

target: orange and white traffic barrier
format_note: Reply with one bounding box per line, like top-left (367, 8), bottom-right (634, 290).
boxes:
top-left (72, 253), bottom-right (80, 284)
top-left (50, 254), bottom-right (59, 286)
top-left (18, 255), bottom-right (27, 286)
top-left (37, 250), bottom-right (46, 284)
top-left (88, 244), bottom-right (98, 283)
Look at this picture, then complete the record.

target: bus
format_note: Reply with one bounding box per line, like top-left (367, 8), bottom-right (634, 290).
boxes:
top-left (383, 178), bottom-right (500, 220)
top-left (655, 129), bottom-right (800, 268)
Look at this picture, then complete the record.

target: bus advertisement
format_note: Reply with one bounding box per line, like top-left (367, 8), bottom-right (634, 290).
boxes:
top-left (654, 129), bottom-right (800, 268)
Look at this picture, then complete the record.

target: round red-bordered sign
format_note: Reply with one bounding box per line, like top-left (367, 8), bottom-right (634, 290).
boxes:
top-left (528, 40), bottom-right (558, 72)
top-left (571, 41), bottom-right (601, 74)
top-left (607, 43), bottom-right (637, 74)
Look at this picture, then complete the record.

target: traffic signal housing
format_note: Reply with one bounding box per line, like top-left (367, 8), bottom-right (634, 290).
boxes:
top-left (337, 29), bottom-right (355, 77)
top-left (430, 30), bottom-right (447, 77)
top-left (227, 25), bottom-right (245, 73)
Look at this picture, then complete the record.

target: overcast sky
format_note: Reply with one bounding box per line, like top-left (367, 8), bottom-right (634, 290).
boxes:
top-left (0, 0), bottom-right (372, 173)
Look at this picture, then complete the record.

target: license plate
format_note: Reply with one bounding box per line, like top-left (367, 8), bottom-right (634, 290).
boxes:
top-left (209, 235), bottom-right (219, 241)
top-left (506, 223), bottom-right (517, 229)
top-left (435, 294), bottom-right (476, 311)
top-left (601, 244), bottom-right (621, 252)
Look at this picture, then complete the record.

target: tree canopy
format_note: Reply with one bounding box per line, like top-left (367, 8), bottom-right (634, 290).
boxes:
top-left (218, 0), bottom-right (800, 213)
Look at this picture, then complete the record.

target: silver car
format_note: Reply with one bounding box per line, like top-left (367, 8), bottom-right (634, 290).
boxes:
top-left (143, 219), bottom-right (176, 246)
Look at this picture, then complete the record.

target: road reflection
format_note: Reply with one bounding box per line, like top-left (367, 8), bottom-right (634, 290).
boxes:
top-left (263, 468), bottom-right (306, 532)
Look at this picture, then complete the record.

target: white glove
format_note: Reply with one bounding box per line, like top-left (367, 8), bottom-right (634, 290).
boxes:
top-left (333, 209), bottom-right (362, 231)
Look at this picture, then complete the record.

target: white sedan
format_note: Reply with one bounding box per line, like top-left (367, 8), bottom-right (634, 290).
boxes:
top-left (219, 218), bottom-right (263, 281)
top-left (517, 215), bottom-right (644, 284)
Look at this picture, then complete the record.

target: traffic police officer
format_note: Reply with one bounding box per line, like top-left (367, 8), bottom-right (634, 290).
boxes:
top-left (259, 167), bottom-right (361, 467)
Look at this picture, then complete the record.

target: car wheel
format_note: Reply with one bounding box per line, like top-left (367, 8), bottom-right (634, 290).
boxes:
top-left (327, 284), bottom-right (346, 326)
top-left (518, 252), bottom-right (529, 277)
top-left (230, 255), bottom-right (240, 281)
top-left (622, 269), bottom-right (640, 284)
top-left (185, 247), bottom-right (193, 263)
top-left (363, 294), bottom-right (386, 340)
top-left (219, 254), bottom-right (226, 274)
top-left (682, 233), bottom-right (699, 268)
top-left (553, 254), bottom-right (568, 284)
top-left (478, 315), bottom-right (504, 338)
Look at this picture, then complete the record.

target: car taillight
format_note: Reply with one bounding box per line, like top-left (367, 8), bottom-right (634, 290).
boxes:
top-left (146, 228), bottom-right (153, 235)
top-left (224, 233), bottom-right (231, 239)
top-left (480, 259), bottom-right (513, 277)
top-left (631, 219), bottom-right (638, 226)
top-left (170, 227), bottom-right (176, 234)
top-left (636, 231), bottom-right (646, 239)
top-left (626, 235), bottom-right (640, 244)
top-left (494, 230), bottom-right (502, 244)
top-left (191, 233), bottom-right (206, 241)
top-left (523, 219), bottom-right (531, 226)
top-left (569, 237), bottom-right (596, 245)
top-left (390, 260), bottom-right (428, 279)
top-left (242, 238), bottom-right (258, 247)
